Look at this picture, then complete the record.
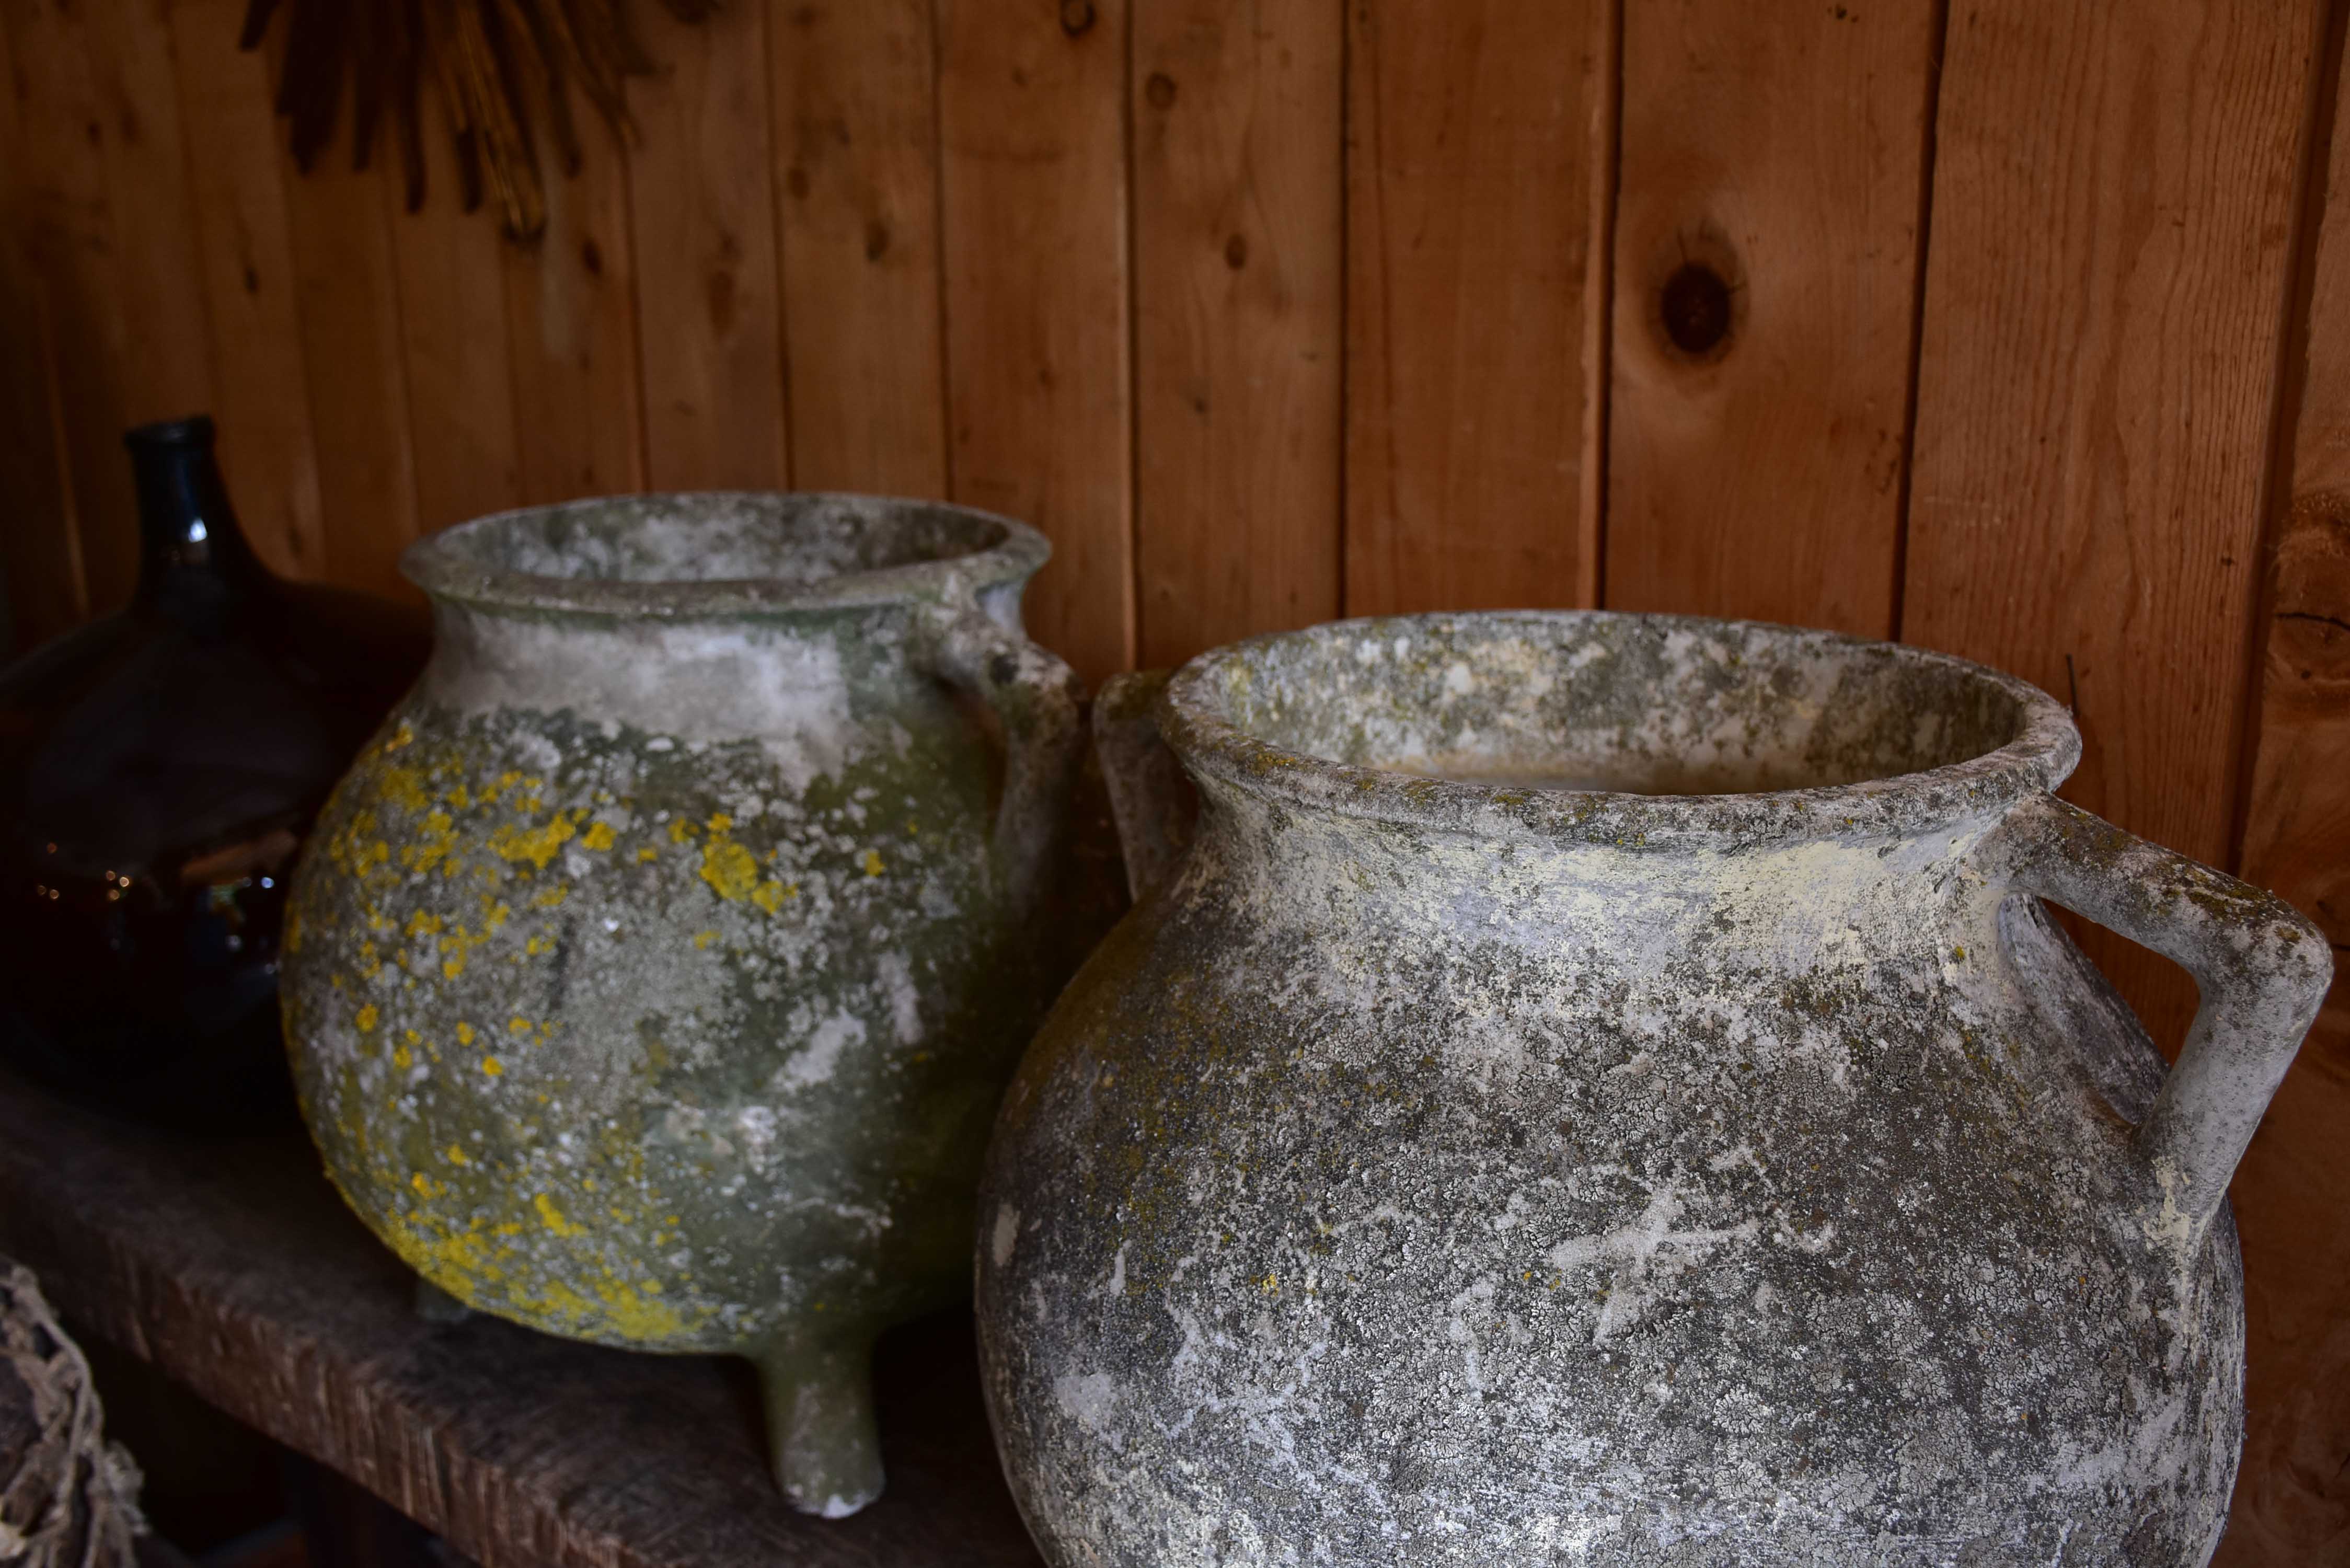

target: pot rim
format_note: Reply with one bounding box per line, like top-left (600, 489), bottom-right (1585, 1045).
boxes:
top-left (400, 491), bottom-right (1052, 619)
top-left (1158, 610), bottom-right (2083, 849)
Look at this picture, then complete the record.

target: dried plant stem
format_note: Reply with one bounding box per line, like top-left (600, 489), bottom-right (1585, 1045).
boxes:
top-left (241, 0), bottom-right (714, 241)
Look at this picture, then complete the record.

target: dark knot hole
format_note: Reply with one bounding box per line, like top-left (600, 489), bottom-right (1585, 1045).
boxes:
top-left (1660, 262), bottom-right (1734, 357)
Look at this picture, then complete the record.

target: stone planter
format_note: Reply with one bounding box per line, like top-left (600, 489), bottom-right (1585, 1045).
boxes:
top-left (976, 612), bottom-right (2331, 1565)
top-left (283, 493), bottom-right (1095, 1517)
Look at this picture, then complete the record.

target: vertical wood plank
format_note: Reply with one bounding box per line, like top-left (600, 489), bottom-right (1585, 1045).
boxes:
top-left (3, 0), bottom-right (218, 615)
top-left (771, 0), bottom-right (949, 498)
top-left (937, 0), bottom-right (1134, 685)
top-left (1605, 0), bottom-right (1937, 637)
top-left (387, 83), bottom-right (521, 536)
top-left (280, 151), bottom-right (420, 599)
top-left (1902, 0), bottom-right (2321, 1047)
top-left (505, 127), bottom-right (646, 505)
top-left (625, 0), bottom-right (790, 492)
top-left (0, 0), bottom-right (81, 650)
top-left (169, 0), bottom-right (326, 580)
top-left (2221, 17), bottom-right (2350, 1555)
top-left (1130, 0), bottom-right (1342, 670)
top-left (1343, 0), bottom-right (1605, 617)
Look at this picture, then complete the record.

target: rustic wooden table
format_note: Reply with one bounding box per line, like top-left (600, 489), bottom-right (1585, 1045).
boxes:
top-left (0, 1070), bottom-right (1043, 1568)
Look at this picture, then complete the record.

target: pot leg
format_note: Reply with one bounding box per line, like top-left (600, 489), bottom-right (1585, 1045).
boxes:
top-left (753, 1336), bottom-right (884, 1517)
top-left (413, 1277), bottom-right (471, 1323)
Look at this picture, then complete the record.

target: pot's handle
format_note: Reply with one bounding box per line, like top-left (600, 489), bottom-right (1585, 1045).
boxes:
top-left (1093, 669), bottom-right (1195, 901)
top-left (1986, 792), bottom-right (2331, 1243)
top-left (916, 605), bottom-right (1086, 913)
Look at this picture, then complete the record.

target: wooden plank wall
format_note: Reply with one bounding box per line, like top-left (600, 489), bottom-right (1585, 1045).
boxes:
top-left (1, 0), bottom-right (2345, 1553)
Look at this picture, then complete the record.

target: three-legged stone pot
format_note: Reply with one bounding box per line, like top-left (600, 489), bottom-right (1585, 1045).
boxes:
top-left (975, 612), bottom-right (2331, 1565)
top-left (283, 494), bottom-right (1097, 1517)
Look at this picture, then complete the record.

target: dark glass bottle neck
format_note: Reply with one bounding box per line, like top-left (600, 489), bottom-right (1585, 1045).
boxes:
top-left (126, 416), bottom-right (267, 607)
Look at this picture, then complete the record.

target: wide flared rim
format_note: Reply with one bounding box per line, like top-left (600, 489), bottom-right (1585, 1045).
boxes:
top-left (401, 491), bottom-right (1052, 619)
top-left (1159, 611), bottom-right (2082, 850)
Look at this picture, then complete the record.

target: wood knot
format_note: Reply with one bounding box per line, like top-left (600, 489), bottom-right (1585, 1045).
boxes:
top-left (1660, 262), bottom-right (1733, 357)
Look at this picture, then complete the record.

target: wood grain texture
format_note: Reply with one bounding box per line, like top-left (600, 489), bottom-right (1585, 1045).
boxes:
top-left (1130, 0), bottom-right (1341, 669)
top-left (2221, 21), bottom-right (2350, 1554)
top-left (1606, 0), bottom-right (1936, 637)
top-left (1343, 0), bottom-right (1605, 616)
top-left (505, 124), bottom-right (647, 506)
top-left (1902, 0), bottom-right (2322, 1049)
top-left (626, 0), bottom-right (790, 491)
top-left (3, 0), bottom-right (217, 616)
top-left (771, 0), bottom-right (949, 498)
top-left (167, 0), bottom-right (326, 581)
top-left (937, 0), bottom-right (1134, 686)
top-left (0, 1), bottom-right (81, 651)
top-left (280, 149), bottom-right (420, 601)
top-left (389, 77), bottom-right (522, 538)
top-left (0, 1073), bottom-right (1041, 1568)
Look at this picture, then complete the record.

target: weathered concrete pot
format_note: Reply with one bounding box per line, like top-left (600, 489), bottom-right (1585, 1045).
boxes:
top-left (283, 493), bottom-right (1092, 1517)
top-left (976, 612), bottom-right (2332, 1566)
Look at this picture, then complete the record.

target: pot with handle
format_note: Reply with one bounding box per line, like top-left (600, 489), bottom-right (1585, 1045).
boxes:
top-left (975, 611), bottom-right (2330, 1566)
top-left (283, 493), bottom-right (1098, 1518)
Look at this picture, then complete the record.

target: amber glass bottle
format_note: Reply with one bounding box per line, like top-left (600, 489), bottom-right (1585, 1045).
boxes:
top-left (0, 418), bottom-right (427, 1126)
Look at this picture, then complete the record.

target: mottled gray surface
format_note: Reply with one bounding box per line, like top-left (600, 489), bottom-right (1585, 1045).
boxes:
top-left (283, 493), bottom-right (1102, 1517)
top-left (976, 613), bottom-right (2331, 1566)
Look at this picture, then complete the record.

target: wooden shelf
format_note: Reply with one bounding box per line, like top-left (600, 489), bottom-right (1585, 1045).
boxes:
top-left (0, 1071), bottom-right (1042, 1568)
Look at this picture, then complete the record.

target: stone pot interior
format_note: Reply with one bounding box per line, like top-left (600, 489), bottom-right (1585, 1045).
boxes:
top-left (442, 493), bottom-right (1011, 589)
top-left (1194, 616), bottom-right (2032, 797)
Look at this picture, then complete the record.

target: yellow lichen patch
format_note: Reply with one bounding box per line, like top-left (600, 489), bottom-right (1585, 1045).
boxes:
top-left (379, 765), bottom-right (430, 813)
top-left (693, 929), bottom-right (719, 951)
top-left (385, 722), bottom-right (416, 752)
top-left (668, 818), bottom-right (697, 844)
top-left (446, 1144), bottom-right (470, 1166)
top-left (354, 1002), bottom-right (379, 1033)
top-left (637, 846), bottom-right (659, 863)
top-left (447, 783), bottom-right (471, 810)
top-left (392, 1043), bottom-right (413, 1070)
top-left (490, 812), bottom-right (577, 869)
top-left (524, 933), bottom-right (551, 956)
top-left (377, 1211), bottom-right (510, 1300)
top-left (581, 820), bottom-right (616, 851)
top-left (590, 1278), bottom-right (689, 1342)
top-left (751, 879), bottom-right (793, 914)
top-left (862, 849), bottom-right (885, 877)
top-left (412, 811), bottom-right (458, 874)
top-left (356, 940), bottom-right (382, 979)
top-left (508, 1016), bottom-right (532, 1035)
top-left (533, 1192), bottom-right (583, 1236)
top-left (534, 883), bottom-right (568, 908)
top-left (481, 1055), bottom-right (503, 1076)
top-left (456, 1022), bottom-right (476, 1045)
top-left (699, 837), bottom-right (760, 901)
top-left (410, 1171), bottom-right (442, 1197)
top-left (406, 910), bottom-right (444, 938)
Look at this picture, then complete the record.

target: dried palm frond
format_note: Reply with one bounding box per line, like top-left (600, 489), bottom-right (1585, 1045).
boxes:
top-left (241, 0), bottom-right (711, 241)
